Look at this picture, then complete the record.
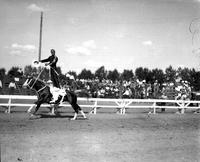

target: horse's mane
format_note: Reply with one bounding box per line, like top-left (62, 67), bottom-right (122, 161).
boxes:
top-left (29, 76), bottom-right (47, 87)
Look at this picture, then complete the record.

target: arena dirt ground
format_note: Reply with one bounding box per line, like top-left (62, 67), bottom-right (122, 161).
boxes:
top-left (0, 107), bottom-right (200, 162)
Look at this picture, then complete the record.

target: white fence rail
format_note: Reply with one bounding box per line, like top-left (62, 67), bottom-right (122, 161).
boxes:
top-left (0, 95), bottom-right (200, 114)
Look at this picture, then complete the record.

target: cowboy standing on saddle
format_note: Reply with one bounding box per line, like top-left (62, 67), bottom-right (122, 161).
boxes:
top-left (40, 49), bottom-right (60, 88)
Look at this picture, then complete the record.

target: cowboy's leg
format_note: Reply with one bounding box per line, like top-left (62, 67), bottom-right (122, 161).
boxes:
top-left (51, 69), bottom-right (60, 88)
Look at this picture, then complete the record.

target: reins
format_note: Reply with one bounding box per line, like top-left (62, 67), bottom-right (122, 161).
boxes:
top-left (26, 68), bottom-right (47, 93)
top-left (30, 68), bottom-right (45, 89)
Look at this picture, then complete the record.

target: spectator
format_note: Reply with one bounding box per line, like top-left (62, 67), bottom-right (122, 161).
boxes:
top-left (123, 86), bottom-right (132, 98)
top-left (8, 79), bottom-right (16, 95)
top-left (0, 79), bottom-right (2, 94)
top-left (153, 80), bottom-right (160, 99)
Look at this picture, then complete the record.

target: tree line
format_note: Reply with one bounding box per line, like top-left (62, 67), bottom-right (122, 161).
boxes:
top-left (0, 65), bottom-right (200, 91)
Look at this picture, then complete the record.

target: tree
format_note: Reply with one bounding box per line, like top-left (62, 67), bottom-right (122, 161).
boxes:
top-left (135, 67), bottom-right (151, 81)
top-left (7, 66), bottom-right (21, 78)
top-left (177, 67), bottom-right (191, 82)
top-left (94, 66), bottom-right (107, 81)
top-left (190, 68), bottom-right (200, 91)
top-left (121, 69), bottom-right (134, 81)
top-left (107, 69), bottom-right (120, 82)
top-left (0, 68), bottom-right (6, 80)
top-left (165, 65), bottom-right (176, 83)
top-left (68, 71), bottom-right (77, 79)
top-left (78, 69), bottom-right (94, 79)
top-left (151, 68), bottom-right (165, 84)
top-left (24, 65), bottom-right (37, 77)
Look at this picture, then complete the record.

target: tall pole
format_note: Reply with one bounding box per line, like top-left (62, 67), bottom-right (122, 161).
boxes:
top-left (38, 11), bottom-right (43, 61)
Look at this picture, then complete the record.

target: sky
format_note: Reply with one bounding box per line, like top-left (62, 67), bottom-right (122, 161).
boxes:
top-left (1, 0), bottom-right (200, 74)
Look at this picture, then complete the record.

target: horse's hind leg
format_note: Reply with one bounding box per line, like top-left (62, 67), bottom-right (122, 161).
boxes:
top-left (71, 103), bottom-right (87, 120)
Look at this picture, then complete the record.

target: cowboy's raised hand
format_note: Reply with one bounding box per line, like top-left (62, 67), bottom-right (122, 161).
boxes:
top-left (34, 61), bottom-right (39, 64)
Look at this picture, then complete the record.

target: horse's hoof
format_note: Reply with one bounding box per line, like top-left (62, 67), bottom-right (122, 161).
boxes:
top-left (27, 110), bottom-right (31, 114)
top-left (29, 114), bottom-right (36, 119)
top-left (29, 113), bottom-right (40, 118)
top-left (70, 118), bottom-right (76, 120)
top-left (47, 112), bottom-right (55, 115)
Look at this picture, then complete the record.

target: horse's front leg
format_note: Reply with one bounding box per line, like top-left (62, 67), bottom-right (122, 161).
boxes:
top-left (27, 104), bottom-right (36, 113)
top-left (49, 104), bottom-right (58, 115)
top-left (71, 112), bottom-right (78, 120)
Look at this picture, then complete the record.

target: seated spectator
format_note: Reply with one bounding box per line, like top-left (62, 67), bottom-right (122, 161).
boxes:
top-left (8, 80), bottom-right (16, 95)
top-left (153, 80), bottom-right (160, 99)
top-left (123, 86), bottom-right (132, 98)
top-left (0, 80), bottom-right (2, 94)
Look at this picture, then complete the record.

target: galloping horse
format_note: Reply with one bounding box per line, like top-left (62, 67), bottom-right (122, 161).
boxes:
top-left (23, 77), bottom-right (87, 120)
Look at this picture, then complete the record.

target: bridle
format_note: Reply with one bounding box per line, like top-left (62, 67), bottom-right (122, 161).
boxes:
top-left (25, 68), bottom-right (47, 93)
top-left (26, 78), bottom-right (47, 93)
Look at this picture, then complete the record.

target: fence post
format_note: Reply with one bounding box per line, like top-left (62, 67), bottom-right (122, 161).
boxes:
top-left (119, 100), bottom-right (126, 115)
top-left (94, 100), bottom-right (97, 114)
top-left (6, 96), bottom-right (12, 113)
top-left (153, 102), bottom-right (156, 114)
top-left (90, 99), bottom-right (97, 114)
top-left (122, 100), bottom-right (126, 114)
top-left (181, 100), bottom-right (185, 114)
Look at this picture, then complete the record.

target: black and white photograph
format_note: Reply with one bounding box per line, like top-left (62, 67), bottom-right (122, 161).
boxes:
top-left (0, 0), bottom-right (200, 161)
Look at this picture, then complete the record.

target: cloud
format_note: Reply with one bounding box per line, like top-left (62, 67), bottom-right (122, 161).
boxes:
top-left (27, 4), bottom-right (44, 12)
top-left (192, 48), bottom-right (200, 54)
top-left (10, 43), bottom-right (37, 55)
top-left (65, 46), bottom-right (91, 56)
top-left (82, 40), bottom-right (97, 49)
top-left (65, 40), bottom-right (97, 56)
top-left (142, 40), bottom-right (153, 46)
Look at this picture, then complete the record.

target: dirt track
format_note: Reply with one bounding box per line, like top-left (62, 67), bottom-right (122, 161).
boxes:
top-left (0, 108), bottom-right (200, 162)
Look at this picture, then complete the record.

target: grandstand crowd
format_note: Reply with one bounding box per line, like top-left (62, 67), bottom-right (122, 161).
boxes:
top-left (64, 77), bottom-right (192, 101)
top-left (0, 75), bottom-right (193, 101)
top-left (1, 65), bottom-right (200, 102)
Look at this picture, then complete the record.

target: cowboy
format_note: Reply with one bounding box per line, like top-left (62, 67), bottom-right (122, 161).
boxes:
top-left (40, 49), bottom-right (60, 88)
top-left (47, 80), bottom-right (66, 104)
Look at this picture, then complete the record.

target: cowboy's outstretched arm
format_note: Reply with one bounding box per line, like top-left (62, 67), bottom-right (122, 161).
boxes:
top-left (40, 57), bottom-right (50, 63)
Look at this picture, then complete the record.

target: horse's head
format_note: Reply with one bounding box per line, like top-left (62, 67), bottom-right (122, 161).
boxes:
top-left (23, 76), bottom-right (47, 92)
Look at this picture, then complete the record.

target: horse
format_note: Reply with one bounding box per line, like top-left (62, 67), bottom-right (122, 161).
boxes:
top-left (22, 76), bottom-right (87, 120)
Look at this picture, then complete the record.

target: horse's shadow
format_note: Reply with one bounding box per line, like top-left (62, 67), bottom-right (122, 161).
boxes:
top-left (39, 113), bottom-right (73, 118)
top-left (30, 113), bottom-right (88, 120)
